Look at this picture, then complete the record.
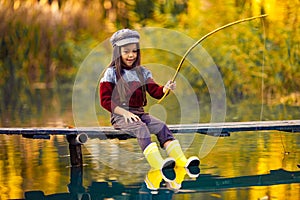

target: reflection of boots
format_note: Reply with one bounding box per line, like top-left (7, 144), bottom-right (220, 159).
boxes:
top-left (185, 165), bottom-right (200, 178)
top-left (167, 167), bottom-right (186, 191)
top-left (166, 140), bottom-right (200, 168)
top-left (143, 142), bottom-right (175, 170)
top-left (167, 166), bottom-right (200, 192)
top-left (144, 169), bottom-right (163, 193)
top-left (144, 167), bottom-right (176, 192)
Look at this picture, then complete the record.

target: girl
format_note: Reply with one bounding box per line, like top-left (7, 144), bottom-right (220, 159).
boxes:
top-left (99, 29), bottom-right (199, 172)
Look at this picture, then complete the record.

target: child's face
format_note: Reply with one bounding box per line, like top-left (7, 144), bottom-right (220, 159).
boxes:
top-left (120, 43), bottom-right (138, 67)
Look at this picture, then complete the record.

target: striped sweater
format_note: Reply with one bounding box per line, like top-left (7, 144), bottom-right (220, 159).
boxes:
top-left (99, 66), bottom-right (164, 113)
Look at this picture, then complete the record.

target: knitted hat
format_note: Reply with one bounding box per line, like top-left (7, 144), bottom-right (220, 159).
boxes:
top-left (110, 29), bottom-right (140, 47)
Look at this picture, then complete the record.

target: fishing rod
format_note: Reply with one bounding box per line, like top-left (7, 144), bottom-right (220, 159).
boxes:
top-left (158, 14), bottom-right (268, 103)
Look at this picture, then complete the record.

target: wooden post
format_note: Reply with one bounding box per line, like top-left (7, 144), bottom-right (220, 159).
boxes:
top-left (67, 135), bottom-right (83, 167)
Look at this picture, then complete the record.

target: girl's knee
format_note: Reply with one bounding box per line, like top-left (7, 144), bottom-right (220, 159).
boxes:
top-left (129, 122), bottom-right (151, 139)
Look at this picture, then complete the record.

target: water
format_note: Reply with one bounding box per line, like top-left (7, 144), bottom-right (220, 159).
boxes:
top-left (0, 72), bottom-right (299, 199)
top-left (1, 128), bottom-right (300, 199)
top-left (0, 85), bottom-right (300, 199)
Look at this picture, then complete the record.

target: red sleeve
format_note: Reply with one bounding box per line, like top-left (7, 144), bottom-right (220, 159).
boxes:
top-left (99, 82), bottom-right (117, 113)
top-left (146, 78), bottom-right (165, 99)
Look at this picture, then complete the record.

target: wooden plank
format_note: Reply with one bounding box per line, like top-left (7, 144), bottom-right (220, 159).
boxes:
top-left (0, 120), bottom-right (299, 139)
top-left (169, 120), bottom-right (300, 134)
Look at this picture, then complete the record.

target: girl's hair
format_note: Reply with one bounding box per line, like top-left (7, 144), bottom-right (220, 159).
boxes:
top-left (108, 43), bottom-right (145, 105)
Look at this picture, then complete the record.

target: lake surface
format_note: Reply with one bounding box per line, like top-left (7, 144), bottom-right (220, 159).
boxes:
top-left (0, 95), bottom-right (300, 200)
top-left (1, 124), bottom-right (300, 199)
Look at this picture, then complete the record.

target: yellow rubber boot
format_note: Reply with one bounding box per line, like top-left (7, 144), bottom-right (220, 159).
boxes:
top-left (143, 142), bottom-right (175, 170)
top-left (166, 140), bottom-right (200, 168)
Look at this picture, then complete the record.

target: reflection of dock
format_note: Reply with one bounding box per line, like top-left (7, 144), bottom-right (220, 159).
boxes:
top-left (181, 168), bottom-right (300, 192)
top-left (1, 120), bottom-right (299, 166)
top-left (20, 168), bottom-right (300, 199)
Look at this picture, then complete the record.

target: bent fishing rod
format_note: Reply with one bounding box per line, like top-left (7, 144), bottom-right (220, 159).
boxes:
top-left (158, 14), bottom-right (268, 104)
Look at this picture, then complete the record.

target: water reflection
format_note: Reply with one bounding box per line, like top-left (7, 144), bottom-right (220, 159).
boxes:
top-left (21, 166), bottom-right (300, 200)
top-left (1, 131), bottom-right (300, 199)
top-left (144, 166), bottom-right (200, 194)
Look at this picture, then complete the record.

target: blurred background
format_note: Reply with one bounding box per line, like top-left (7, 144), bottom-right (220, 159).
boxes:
top-left (0, 1), bottom-right (300, 200)
top-left (0, 0), bottom-right (299, 127)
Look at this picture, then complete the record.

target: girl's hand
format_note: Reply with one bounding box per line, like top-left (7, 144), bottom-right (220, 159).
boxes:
top-left (122, 111), bottom-right (140, 123)
top-left (114, 106), bottom-right (140, 123)
top-left (163, 80), bottom-right (176, 93)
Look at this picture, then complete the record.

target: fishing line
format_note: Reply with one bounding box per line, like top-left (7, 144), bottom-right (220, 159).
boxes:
top-left (260, 16), bottom-right (266, 121)
top-left (258, 17), bottom-right (289, 155)
top-left (280, 133), bottom-right (289, 154)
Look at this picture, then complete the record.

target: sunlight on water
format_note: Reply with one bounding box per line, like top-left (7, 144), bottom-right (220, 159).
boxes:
top-left (1, 130), bottom-right (299, 199)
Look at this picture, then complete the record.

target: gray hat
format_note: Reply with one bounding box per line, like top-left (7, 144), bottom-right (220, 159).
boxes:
top-left (110, 29), bottom-right (140, 47)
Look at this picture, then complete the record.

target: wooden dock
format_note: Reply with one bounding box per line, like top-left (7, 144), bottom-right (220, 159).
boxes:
top-left (1, 120), bottom-right (299, 167)
top-left (1, 120), bottom-right (299, 139)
